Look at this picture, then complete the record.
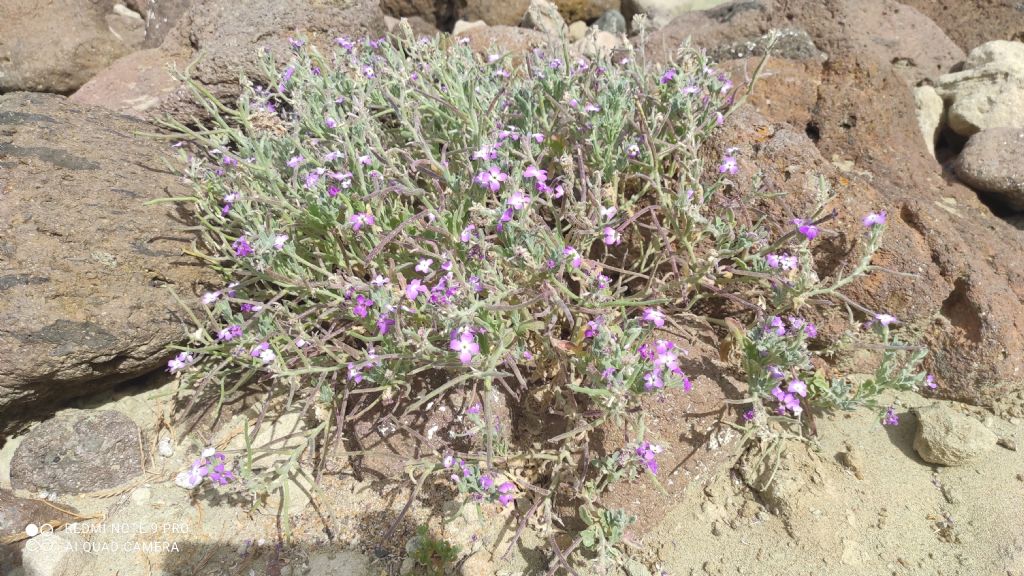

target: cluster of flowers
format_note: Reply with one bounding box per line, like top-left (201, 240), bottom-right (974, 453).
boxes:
top-left (174, 448), bottom-right (234, 489)
top-left (443, 455), bottom-right (516, 507)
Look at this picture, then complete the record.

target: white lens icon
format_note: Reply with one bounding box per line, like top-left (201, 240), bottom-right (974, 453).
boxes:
top-left (25, 523), bottom-right (39, 537)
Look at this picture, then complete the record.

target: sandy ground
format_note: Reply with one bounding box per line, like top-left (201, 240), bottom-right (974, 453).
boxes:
top-left (649, 392), bottom-right (1024, 576)
top-left (2, 381), bottom-right (1020, 576)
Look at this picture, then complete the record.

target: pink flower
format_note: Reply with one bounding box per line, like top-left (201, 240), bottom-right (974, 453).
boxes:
top-left (793, 218), bottom-right (819, 240)
top-left (506, 190), bottom-right (531, 210)
top-left (450, 328), bottom-right (480, 364)
top-left (167, 352), bottom-right (195, 373)
top-left (603, 227), bottom-right (621, 245)
top-left (405, 278), bottom-right (428, 301)
top-left (352, 295), bottom-right (374, 318)
top-left (475, 166), bottom-right (508, 192)
top-left (563, 246), bottom-right (582, 268)
top-left (863, 211), bottom-right (887, 227)
top-left (497, 482), bottom-right (516, 506)
top-left (718, 155), bottom-right (739, 175)
top-left (600, 206), bottom-right (617, 220)
top-left (642, 308), bottom-right (666, 328)
top-left (415, 258), bottom-right (434, 274)
top-left (787, 378), bottom-right (807, 397)
top-left (635, 442), bottom-right (662, 475)
top-left (523, 165), bottom-right (547, 182)
top-left (660, 68), bottom-right (677, 84)
top-left (874, 313), bottom-right (898, 327)
top-left (350, 212), bottom-right (375, 231)
top-left (460, 224), bottom-right (476, 243)
top-left (472, 144), bottom-right (498, 161)
top-left (926, 374), bottom-right (937, 389)
top-left (273, 234), bottom-right (288, 250)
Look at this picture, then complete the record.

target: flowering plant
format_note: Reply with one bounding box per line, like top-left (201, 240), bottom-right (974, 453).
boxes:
top-left (163, 25), bottom-right (928, 571)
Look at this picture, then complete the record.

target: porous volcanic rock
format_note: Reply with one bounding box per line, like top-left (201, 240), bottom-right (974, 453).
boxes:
top-left (0, 92), bottom-right (209, 437)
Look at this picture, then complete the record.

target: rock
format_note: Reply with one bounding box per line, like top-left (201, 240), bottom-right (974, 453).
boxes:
top-left (553, 0), bottom-right (619, 23)
top-left (452, 19), bottom-right (487, 36)
top-left (461, 0), bottom-right (530, 26)
top-left (136, 0), bottom-right (193, 47)
top-left (457, 25), bottom-right (548, 57)
top-left (10, 410), bottom-right (144, 494)
top-left (0, 0), bottom-right (145, 93)
top-left (568, 20), bottom-right (588, 41)
top-left (622, 0), bottom-right (732, 30)
top-left (572, 28), bottom-right (625, 58)
top-left (594, 9), bottom-right (626, 34)
top-left (0, 93), bottom-right (210, 436)
top-left (936, 40), bottom-right (1024, 137)
top-left (380, 0), bottom-right (458, 29)
top-left (913, 403), bottom-right (997, 465)
top-left (72, 0), bottom-right (386, 121)
top-left (21, 532), bottom-right (97, 576)
top-left (70, 48), bottom-right (188, 118)
top-left (708, 28), bottom-right (823, 62)
top-left (914, 84), bottom-right (946, 158)
top-left (899, 0), bottom-right (1024, 52)
top-left (643, 0), bottom-right (963, 86)
top-left (0, 489), bottom-right (79, 573)
top-left (521, 0), bottom-right (568, 37)
top-left (955, 127), bottom-right (1024, 210)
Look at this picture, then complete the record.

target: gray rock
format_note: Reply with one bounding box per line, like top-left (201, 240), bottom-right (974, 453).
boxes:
top-left (0, 0), bottom-right (145, 93)
top-left (956, 127), bottom-right (1024, 209)
top-left (137, 0), bottom-right (194, 47)
top-left (0, 489), bottom-right (80, 573)
top-left (707, 28), bottom-right (823, 62)
top-left (936, 40), bottom-right (1024, 136)
top-left (594, 9), bottom-right (626, 34)
top-left (521, 0), bottom-right (568, 37)
top-left (913, 403), bottom-right (997, 466)
top-left (622, 0), bottom-right (732, 29)
top-left (10, 410), bottom-right (145, 494)
top-left (0, 93), bottom-right (211, 436)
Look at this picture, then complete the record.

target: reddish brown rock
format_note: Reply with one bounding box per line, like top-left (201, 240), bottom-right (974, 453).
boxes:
top-left (70, 48), bottom-right (188, 118)
top-left (899, 0), bottom-right (1024, 52)
top-left (0, 92), bottom-right (210, 437)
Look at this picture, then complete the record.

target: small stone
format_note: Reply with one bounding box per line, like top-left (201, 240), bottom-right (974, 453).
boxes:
top-left (453, 19), bottom-right (487, 35)
top-left (157, 436), bottom-right (174, 458)
top-left (10, 410), bottom-right (144, 494)
top-left (913, 403), bottom-right (997, 466)
top-left (837, 442), bottom-right (866, 480)
top-left (997, 437), bottom-right (1018, 451)
top-left (520, 0), bottom-right (567, 37)
top-left (914, 85), bottom-right (946, 158)
top-left (955, 127), bottom-right (1024, 210)
top-left (568, 20), bottom-right (587, 41)
top-left (593, 9), bottom-right (626, 34)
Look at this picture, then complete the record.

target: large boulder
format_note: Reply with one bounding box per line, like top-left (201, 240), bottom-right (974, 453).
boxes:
top-left (461, 0), bottom-right (619, 27)
top-left (71, 0), bottom-right (387, 121)
top-left (955, 127), bottom-right (1024, 210)
top-left (899, 0), bottom-right (1024, 52)
top-left (622, 0), bottom-right (731, 29)
top-left (0, 0), bottom-right (146, 94)
top-left (0, 92), bottom-right (209, 438)
top-left (936, 40), bottom-right (1024, 137)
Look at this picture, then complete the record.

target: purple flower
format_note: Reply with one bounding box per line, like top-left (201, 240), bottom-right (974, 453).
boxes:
top-left (563, 247), bottom-right (582, 268)
top-left (460, 224), bottom-right (476, 243)
top-left (765, 253), bottom-right (798, 271)
top-left (232, 236), bottom-right (253, 257)
top-left (287, 155), bottom-right (304, 169)
top-left (718, 155), bottom-right (739, 175)
top-left (167, 352), bottom-right (195, 373)
top-left (450, 328), bottom-right (480, 365)
top-left (642, 308), bottom-right (666, 328)
top-left (475, 166), bottom-right (508, 192)
top-left (358, 154), bottom-right (373, 166)
top-left (202, 291), bottom-right (221, 305)
top-left (925, 374), bottom-right (937, 389)
top-left (771, 386), bottom-right (803, 416)
top-left (660, 68), bottom-right (677, 84)
top-left (305, 170), bottom-right (322, 189)
top-left (635, 442), bottom-right (662, 475)
top-left (583, 102), bottom-right (600, 114)
top-left (767, 365), bottom-right (785, 379)
top-left (217, 325), bottom-right (243, 342)
top-left (643, 371), bottom-right (664, 390)
top-left (600, 206), bottom-right (617, 220)
top-left (627, 143), bottom-right (640, 159)
top-left (793, 218), bottom-right (820, 240)
top-left (415, 258), bottom-right (434, 274)
top-left (273, 234), bottom-right (289, 250)
top-left (405, 278), bottom-right (429, 301)
top-left (347, 363), bottom-right (364, 383)
top-left (863, 211), bottom-right (887, 227)
top-left (787, 378), bottom-right (808, 397)
top-left (352, 294), bottom-right (374, 318)
top-left (466, 403), bottom-right (482, 415)
top-left (325, 116), bottom-right (338, 129)
top-left (874, 313), bottom-right (898, 327)
top-left (523, 165), bottom-right (547, 182)
top-left (479, 475), bottom-right (494, 490)
top-left (250, 342), bottom-right (275, 364)
top-left (767, 316), bottom-right (786, 336)
top-left (506, 190), bottom-right (531, 211)
top-left (278, 66), bottom-right (295, 92)
top-left (743, 409), bottom-right (756, 422)
top-left (350, 212), bottom-right (375, 232)
top-left (497, 482), bottom-right (516, 506)
top-left (377, 314), bottom-right (395, 335)
top-left (584, 317), bottom-right (602, 338)
top-left (883, 405), bottom-right (899, 426)
top-left (603, 226), bottom-right (621, 246)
